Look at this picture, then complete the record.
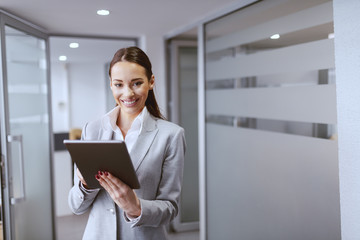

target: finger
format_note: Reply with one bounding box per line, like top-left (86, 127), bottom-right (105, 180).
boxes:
top-left (101, 171), bottom-right (127, 191)
top-left (96, 173), bottom-right (113, 193)
top-left (108, 172), bottom-right (129, 189)
top-left (77, 169), bottom-right (88, 186)
top-left (96, 173), bottom-right (128, 205)
top-left (99, 172), bottom-right (132, 202)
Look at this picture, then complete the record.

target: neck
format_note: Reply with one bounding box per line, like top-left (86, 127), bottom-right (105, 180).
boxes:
top-left (117, 109), bottom-right (142, 137)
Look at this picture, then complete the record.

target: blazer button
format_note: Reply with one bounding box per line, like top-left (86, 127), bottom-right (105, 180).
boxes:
top-left (107, 208), bottom-right (115, 215)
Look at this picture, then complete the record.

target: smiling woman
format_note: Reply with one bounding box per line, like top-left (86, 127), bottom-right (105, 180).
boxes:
top-left (68, 46), bottom-right (185, 240)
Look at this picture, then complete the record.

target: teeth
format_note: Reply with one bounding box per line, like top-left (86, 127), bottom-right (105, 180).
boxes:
top-left (123, 99), bottom-right (136, 105)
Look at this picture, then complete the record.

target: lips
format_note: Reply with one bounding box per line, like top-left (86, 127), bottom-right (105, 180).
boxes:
top-left (121, 98), bottom-right (139, 107)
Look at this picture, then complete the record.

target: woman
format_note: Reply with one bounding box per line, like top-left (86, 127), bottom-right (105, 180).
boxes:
top-left (68, 47), bottom-right (185, 240)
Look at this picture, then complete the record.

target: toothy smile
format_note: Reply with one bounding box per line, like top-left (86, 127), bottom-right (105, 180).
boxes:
top-left (121, 99), bottom-right (138, 106)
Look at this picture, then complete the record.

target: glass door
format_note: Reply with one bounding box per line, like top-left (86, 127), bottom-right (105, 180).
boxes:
top-left (0, 13), bottom-right (55, 240)
top-left (203, 0), bottom-right (339, 239)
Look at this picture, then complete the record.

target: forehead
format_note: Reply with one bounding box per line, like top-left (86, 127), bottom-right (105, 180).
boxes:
top-left (111, 61), bottom-right (146, 78)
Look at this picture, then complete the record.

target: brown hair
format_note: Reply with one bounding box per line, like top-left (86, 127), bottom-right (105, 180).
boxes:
top-left (109, 46), bottom-right (165, 119)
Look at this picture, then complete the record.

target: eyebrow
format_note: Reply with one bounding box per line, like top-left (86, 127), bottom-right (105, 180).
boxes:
top-left (112, 78), bottom-right (144, 82)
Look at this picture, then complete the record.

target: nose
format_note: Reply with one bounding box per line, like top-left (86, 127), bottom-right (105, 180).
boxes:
top-left (123, 85), bottom-right (134, 97)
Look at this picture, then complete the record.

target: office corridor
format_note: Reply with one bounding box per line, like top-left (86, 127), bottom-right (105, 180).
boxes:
top-left (56, 213), bottom-right (199, 240)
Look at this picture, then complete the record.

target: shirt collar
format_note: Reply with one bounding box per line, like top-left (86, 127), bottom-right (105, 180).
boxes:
top-left (106, 106), bottom-right (148, 135)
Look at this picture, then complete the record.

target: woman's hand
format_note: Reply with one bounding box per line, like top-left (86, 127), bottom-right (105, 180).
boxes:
top-left (77, 168), bottom-right (89, 189)
top-left (96, 171), bottom-right (141, 218)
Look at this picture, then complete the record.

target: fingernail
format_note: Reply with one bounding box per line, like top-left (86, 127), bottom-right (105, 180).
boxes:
top-left (104, 171), bottom-right (108, 176)
top-left (95, 174), bottom-right (100, 180)
top-left (99, 171), bottom-right (103, 176)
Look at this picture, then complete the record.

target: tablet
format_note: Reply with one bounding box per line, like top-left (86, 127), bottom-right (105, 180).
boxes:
top-left (64, 140), bottom-right (140, 189)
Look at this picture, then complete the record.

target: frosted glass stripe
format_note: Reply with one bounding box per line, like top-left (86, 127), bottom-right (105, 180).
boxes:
top-left (206, 115), bottom-right (335, 139)
top-left (206, 39), bottom-right (335, 81)
top-left (9, 114), bottom-right (49, 124)
top-left (8, 84), bottom-right (48, 94)
top-left (206, 1), bottom-right (333, 53)
top-left (206, 123), bottom-right (340, 239)
top-left (206, 84), bottom-right (337, 124)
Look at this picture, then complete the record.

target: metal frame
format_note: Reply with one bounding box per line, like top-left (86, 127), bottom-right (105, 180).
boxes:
top-left (197, 24), bottom-right (206, 240)
top-left (0, 12), bottom-right (11, 240)
top-left (168, 40), bottom-right (198, 124)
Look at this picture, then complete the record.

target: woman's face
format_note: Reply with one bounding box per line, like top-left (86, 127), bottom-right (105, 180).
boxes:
top-left (110, 61), bottom-right (154, 119)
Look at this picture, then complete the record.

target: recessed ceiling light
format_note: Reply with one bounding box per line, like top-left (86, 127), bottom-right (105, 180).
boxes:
top-left (69, 42), bottom-right (79, 48)
top-left (270, 34), bottom-right (280, 40)
top-left (97, 9), bottom-right (110, 16)
top-left (59, 56), bottom-right (67, 61)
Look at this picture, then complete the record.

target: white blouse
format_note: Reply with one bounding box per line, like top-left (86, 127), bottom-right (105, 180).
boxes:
top-left (108, 106), bottom-right (147, 153)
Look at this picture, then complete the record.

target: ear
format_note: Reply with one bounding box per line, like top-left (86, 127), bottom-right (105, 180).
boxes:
top-left (149, 75), bottom-right (155, 90)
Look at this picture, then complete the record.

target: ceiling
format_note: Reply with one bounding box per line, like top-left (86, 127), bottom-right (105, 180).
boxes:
top-left (0, 0), bottom-right (239, 37)
top-left (1, 0), bottom-right (333, 64)
top-left (0, 0), bottom-right (242, 62)
top-left (1, 0), bottom-right (241, 64)
top-left (49, 36), bottom-right (136, 63)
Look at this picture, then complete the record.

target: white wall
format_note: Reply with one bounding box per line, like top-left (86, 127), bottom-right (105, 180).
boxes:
top-left (51, 61), bottom-right (108, 131)
top-left (333, 0), bottom-right (360, 239)
top-left (51, 63), bottom-right (70, 132)
top-left (68, 62), bottom-right (107, 129)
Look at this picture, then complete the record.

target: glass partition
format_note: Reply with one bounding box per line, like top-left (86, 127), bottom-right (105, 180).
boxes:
top-left (0, 22), bottom-right (54, 239)
top-left (204, 0), bottom-right (340, 239)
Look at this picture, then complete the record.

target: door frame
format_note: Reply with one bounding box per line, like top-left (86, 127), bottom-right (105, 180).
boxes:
top-left (167, 39), bottom-right (199, 232)
top-left (0, 10), bottom-right (56, 240)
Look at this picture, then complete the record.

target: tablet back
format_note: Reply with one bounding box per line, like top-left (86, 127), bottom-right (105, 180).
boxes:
top-left (64, 140), bottom-right (140, 189)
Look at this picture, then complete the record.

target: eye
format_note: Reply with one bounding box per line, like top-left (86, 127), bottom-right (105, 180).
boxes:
top-left (133, 81), bottom-right (143, 87)
top-left (114, 83), bottom-right (123, 88)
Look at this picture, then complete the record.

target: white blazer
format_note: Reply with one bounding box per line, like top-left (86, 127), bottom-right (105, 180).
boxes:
top-left (68, 107), bottom-right (185, 240)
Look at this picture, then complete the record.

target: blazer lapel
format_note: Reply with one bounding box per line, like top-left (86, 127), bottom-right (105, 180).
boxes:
top-left (130, 115), bottom-right (158, 171)
top-left (99, 107), bottom-right (118, 140)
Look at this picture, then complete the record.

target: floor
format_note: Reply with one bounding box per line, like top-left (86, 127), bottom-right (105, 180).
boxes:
top-left (56, 213), bottom-right (199, 240)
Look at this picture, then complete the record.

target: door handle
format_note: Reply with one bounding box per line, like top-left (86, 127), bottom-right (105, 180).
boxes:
top-left (0, 154), bottom-right (5, 189)
top-left (7, 134), bottom-right (26, 205)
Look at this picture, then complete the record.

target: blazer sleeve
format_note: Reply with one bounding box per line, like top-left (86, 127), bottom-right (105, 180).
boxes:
top-left (68, 123), bottom-right (101, 215)
top-left (131, 126), bottom-right (186, 227)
